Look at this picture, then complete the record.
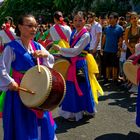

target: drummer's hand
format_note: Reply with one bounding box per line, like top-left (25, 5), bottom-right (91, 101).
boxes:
top-left (52, 44), bottom-right (61, 51)
top-left (8, 81), bottom-right (19, 91)
top-left (33, 50), bottom-right (48, 58)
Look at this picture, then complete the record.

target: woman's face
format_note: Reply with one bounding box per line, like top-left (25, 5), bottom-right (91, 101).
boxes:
top-left (103, 20), bottom-right (108, 27)
top-left (87, 15), bottom-right (94, 24)
top-left (73, 15), bottom-right (85, 32)
top-left (130, 15), bottom-right (138, 25)
top-left (19, 17), bottom-right (37, 39)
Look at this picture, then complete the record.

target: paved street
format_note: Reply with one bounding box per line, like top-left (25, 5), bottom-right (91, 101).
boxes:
top-left (53, 81), bottom-right (140, 140)
top-left (0, 81), bottom-right (140, 140)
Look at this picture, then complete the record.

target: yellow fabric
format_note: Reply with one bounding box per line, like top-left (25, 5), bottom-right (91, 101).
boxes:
top-left (58, 39), bottom-right (70, 48)
top-left (89, 74), bottom-right (104, 104)
top-left (86, 53), bottom-right (104, 104)
top-left (49, 39), bottom-right (70, 54)
top-left (86, 54), bottom-right (99, 74)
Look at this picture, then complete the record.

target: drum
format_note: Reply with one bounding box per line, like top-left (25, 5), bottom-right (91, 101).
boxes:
top-left (123, 60), bottom-right (138, 85)
top-left (19, 65), bottom-right (66, 111)
top-left (53, 58), bottom-right (70, 80)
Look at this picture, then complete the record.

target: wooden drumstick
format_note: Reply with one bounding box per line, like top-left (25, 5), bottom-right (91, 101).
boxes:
top-left (18, 87), bottom-right (35, 94)
top-left (37, 58), bottom-right (41, 73)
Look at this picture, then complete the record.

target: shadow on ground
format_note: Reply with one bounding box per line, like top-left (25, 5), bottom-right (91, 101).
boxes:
top-left (98, 81), bottom-right (136, 112)
top-left (54, 115), bottom-right (93, 134)
top-left (95, 131), bottom-right (140, 140)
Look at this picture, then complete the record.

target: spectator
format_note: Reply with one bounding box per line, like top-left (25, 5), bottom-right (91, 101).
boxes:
top-left (101, 12), bottom-right (124, 83)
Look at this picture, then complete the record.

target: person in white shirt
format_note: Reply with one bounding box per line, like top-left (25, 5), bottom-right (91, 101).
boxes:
top-left (87, 12), bottom-right (102, 78)
top-left (118, 37), bottom-right (127, 80)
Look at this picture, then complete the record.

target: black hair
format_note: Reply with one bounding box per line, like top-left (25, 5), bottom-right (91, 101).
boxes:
top-left (119, 16), bottom-right (125, 21)
top-left (4, 16), bottom-right (13, 22)
top-left (130, 11), bottom-right (138, 18)
top-left (15, 14), bottom-right (35, 36)
top-left (73, 11), bottom-right (87, 20)
top-left (53, 11), bottom-right (63, 21)
top-left (4, 16), bottom-right (14, 26)
top-left (109, 12), bottom-right (119, 20)
top-left (87, 11), bottom-right (96, 18)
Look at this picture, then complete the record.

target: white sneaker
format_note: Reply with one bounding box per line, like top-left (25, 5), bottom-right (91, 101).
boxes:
top-left (128, 84), bottom-right (138, 93)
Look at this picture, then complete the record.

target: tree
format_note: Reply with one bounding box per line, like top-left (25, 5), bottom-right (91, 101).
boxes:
top-left (53, 0), bottom-right (79, 15)
top-left (130, 0), bottom-right (140, 11)
top-left (0, 0), bottom-right (54, 25)
top-left (0, 0), bottom-right (137, 26)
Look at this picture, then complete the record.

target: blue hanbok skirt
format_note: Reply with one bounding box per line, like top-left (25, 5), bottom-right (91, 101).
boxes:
top-left (3, 90), bottom-right (56, 140)
top-left (61, 59), bottom-right (95, 113)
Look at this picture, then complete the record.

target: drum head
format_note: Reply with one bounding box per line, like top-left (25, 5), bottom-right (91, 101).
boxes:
top-left (53, 59), bottom-right (70, 80)
top-left (123, 60), bottom-right (138, 85)
top-left (20, 66), bottom-right (52, 107)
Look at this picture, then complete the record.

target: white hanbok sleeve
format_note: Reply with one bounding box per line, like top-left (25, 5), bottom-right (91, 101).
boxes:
top-left (0, 46), bottom-right (15, 91)
top-left (65, 25), bottom-right (72, 42)
top-left (60, 32), bottom-right (90, 57)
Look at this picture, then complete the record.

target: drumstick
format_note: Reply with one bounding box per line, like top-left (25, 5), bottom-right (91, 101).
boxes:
top-left (37, 58), bottom-right (41, 73)
top-left (18, 87), bottom-right (35, 94)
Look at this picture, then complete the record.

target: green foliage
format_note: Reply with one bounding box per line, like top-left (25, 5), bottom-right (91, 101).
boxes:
top-left (132, 0), bottom-right (139, 5)
top-left (0, 0), bottom-right (54, 25)
top-left (0, 0), bottom-right (134, 26)
top-left (53, 0), bottom-right (78, 15)
top-left (94, 0), bottom-right (131, 17)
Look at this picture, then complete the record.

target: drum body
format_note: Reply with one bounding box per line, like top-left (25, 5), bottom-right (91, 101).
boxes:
top-left (53, 58), bottom-right (70, 80)
top-left (123, 60), bottom-right (138, 85)
top-left (19, 65), bottom-right (66, 111)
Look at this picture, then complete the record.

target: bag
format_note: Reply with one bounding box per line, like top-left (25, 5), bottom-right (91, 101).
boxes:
top-left (76, 68), bottom-right (86, 82)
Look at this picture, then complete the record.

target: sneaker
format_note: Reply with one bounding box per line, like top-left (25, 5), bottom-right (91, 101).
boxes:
top-left (67, 117), bottom-right (76, 122)
top-left (128, 84), bottom-right (138, 93)
top-left (103, 78), bottom-right (109, 85)
top-left (84, 112), bottom-right (95, 117)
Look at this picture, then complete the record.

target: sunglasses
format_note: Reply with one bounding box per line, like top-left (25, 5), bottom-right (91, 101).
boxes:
top-left (22, 24), bottom-right (38, 29)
